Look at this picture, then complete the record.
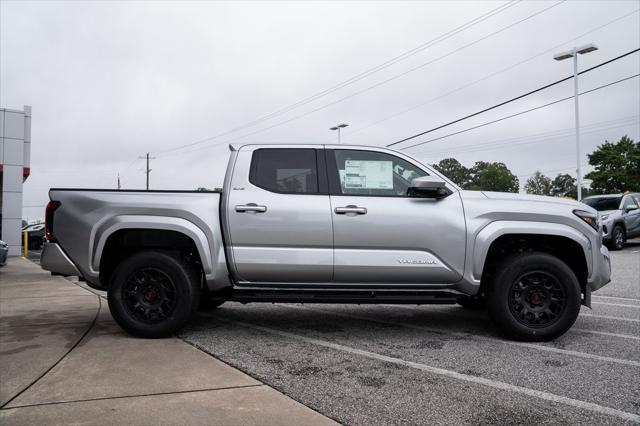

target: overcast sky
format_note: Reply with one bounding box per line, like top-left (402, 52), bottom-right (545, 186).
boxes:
top-left (1, 0), bottom-right (639, 220)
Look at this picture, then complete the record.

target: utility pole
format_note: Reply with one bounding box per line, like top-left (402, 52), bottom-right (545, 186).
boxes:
top-left (139, 153), bottom-right (155, 190)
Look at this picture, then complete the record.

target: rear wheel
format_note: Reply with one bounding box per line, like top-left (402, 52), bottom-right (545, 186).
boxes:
top-left (608, 225), bottom-right (625, 250)
top-left (487, 252), bottom-right (581, 341)
top-left (108, 251), bottom-right (200, 338)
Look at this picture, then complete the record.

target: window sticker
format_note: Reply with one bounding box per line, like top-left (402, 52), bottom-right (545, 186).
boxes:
top-left (342, 160), bottom-right (393, 189)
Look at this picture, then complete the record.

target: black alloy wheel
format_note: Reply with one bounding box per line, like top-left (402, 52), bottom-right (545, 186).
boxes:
top-left (508, 271), bottom-right (565, 327)
top-left (610, 226), bottom-right (625, 250)
top-left (108, 251), bottom-right (199, 338)
top-left (487, 252), bottom-right (581, 341)
top-left (122, 267), bottom-right (178, 324)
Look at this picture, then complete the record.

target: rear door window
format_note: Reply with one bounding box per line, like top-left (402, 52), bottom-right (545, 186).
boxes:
top-left (250, 149), bottom-right (319, 194)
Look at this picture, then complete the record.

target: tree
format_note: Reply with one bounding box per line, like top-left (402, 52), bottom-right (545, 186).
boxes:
top-left (195, 187), bottom-right (211, 191)
top-left (585, 135), bottom-right (640, 194)
top-left (550, 173), bottom-right (576, 197)
top-left (467, 161), bottom-right (519, 193)
top-left (525, 171), bottom-right (552, 195)
top-left (433, 158), bottom-right (470, 187)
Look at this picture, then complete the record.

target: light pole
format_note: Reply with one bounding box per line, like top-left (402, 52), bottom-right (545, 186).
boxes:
top-left (553, 43), bottom-right (598, 201)
top-left (330, 123), bottom-right (348, 144)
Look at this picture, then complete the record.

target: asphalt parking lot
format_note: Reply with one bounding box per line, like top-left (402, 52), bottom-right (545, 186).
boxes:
top-left (180, 242), bottom-right (640, 425)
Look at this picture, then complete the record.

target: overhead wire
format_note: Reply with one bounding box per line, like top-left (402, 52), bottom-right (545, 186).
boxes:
top-left (388, 48), bottom-right (640, 147)
top-left (151, 2), bottom-right (521, 156)
top-left (399, 73), bottom-right (640, 150)
top-left (154, 0), bottom-right (565, 157)
top-left (417, 115), bottom-right (640, 157)
top-left (342, 8), bottom-right (640, 142)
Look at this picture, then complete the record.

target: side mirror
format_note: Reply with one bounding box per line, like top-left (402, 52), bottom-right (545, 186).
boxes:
top-left (407, 176), bottom-right (450, 199)
top-left (624, 205), bottom-right (638, 213)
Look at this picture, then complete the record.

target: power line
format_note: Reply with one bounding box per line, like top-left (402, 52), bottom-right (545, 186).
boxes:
top-left (400, 73), bottom-right (640, 150)
top-left (151, 1), bottom-right (521, 156)
top-left (417, 116), bottom-right (639, 157)
top-left (196, 2), bottom-right (522, 138)
top-left (388, 47), bottom-right (640, 147)
top-left (517, 163), bottom-right (588, 179)
top-left (154, 1), bottom-right (565, 157)
top-left (343, 8), bottom-right (640, 143)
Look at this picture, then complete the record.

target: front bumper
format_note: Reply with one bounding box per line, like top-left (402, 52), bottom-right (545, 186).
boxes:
top-left (588, 244), bottom-right (611, 292)
top-left (40, 242), bottom-right (81, 276)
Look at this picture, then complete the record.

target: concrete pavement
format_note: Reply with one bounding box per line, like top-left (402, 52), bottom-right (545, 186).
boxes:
top-left (0, 257), bottom-right (337, 425)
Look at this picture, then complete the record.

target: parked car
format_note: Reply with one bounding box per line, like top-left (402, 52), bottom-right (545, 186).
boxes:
top-left (40, 143), bottom-right (611, 341)
top-left (582, 193), bottom-right (640, 250)
top-left (0, 240), bottom-right (8, 266)
top-left (22, 224), bottom-right (46, 250)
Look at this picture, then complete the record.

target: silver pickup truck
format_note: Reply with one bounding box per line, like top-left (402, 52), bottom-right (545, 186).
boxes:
top-left (41, 144), bottom-right (611, 341)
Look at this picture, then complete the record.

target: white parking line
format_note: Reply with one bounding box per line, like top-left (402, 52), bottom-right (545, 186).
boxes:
top-left (393, 303), bottom-right (640, 326)
top-left (285, 305), bottom-right (640, 368)
top-left (593, 295), bottom-right (640, 303)
top-left (232, 320), bottom-right (640, 423)
top-left (571, 328), bottom-right (640, 341)
top-left (580, 313), bottom-right (640, 323)
top-left (593, 301), bottom-right (640, 309)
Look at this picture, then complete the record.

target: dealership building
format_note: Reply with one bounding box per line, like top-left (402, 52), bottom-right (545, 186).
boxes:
top-left (0, 105), bottom-right (32, 256)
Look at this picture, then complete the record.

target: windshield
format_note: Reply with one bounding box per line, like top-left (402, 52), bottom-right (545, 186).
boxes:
top-left (583, 196), bottom-right (621, 211)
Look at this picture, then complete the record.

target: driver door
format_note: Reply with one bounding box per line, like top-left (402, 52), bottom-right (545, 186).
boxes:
top-left (326, 148), bottom-right (466, 284)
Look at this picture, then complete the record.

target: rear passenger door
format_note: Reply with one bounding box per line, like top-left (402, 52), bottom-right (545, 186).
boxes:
top-left (226, 147), bottom-right (333, 284)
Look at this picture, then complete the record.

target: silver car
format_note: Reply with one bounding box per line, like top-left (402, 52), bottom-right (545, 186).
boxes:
top-left (583, 193), bottom-right (640, 250)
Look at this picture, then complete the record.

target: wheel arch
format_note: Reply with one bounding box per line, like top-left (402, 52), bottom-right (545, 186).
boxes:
top-left (473, 222), bottom-right (591, 295)
top-left (92, 216), bottom-right (213, 287)
top-left (611, 221), bottom-right (626, 232)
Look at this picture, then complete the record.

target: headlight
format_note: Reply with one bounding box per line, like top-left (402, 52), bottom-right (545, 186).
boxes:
top-left (574, 209), bottom-right (599, 231)
top-left (600, 214), bottom-right (609, 221)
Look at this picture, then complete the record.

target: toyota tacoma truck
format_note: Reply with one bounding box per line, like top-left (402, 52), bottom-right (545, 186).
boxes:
top-left (40, 143), bottom-right (611, 341)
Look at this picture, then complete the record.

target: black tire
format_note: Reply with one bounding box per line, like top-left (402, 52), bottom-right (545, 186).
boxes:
top-left (456, 296), bottom-right (485, 310)
top-left (608, 225), bottom-right (625, 251)
top-left (486, 252), bottom-right (581, 342)
top-left (108, 251), bottom-right (200, 338)
top-left (198, 298), bottom-right (226, 311)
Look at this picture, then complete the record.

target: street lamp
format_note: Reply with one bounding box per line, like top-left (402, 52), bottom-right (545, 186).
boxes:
top-left (553, 43), bottom-right (598, 201)
top-left (329, 123), bottom-right (349, 144)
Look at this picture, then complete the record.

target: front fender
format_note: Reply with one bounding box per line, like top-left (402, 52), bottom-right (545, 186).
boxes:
top-left (470, 221), bottom-right (592, 282)
top-left (90, 215), bottom-right (214, 276)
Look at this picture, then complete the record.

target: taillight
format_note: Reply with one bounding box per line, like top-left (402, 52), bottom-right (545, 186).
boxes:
top-left (45, 201), bottom-right (61, 242)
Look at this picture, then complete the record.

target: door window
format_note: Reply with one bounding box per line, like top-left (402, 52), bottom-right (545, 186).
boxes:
top-left (330, 150), bottom-right (428, 196)
top-left (623, 195), bottom-right (639, 210)
top-left (250, 149), bottom-right (319, 194)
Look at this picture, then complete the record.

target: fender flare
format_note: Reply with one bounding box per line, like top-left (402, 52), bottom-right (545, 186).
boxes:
top-left (471, 221), bottom-right (592, 282)
top-left (88, 215), bottom-right (214, 276)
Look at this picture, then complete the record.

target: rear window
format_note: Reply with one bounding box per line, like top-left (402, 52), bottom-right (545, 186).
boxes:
top-left (249, 149), bottom-right (319, 194)
top-left (583, 197), bottom-right (621, 211)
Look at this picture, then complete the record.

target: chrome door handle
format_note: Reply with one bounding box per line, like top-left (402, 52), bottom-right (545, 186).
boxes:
top-left (335, 205), bottom-right (367, 215)
top-left (235, 203), bottom-right (267, 213)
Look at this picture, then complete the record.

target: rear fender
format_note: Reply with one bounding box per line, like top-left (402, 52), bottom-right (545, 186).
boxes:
top-left (90, 215), bottom-right (214, 277)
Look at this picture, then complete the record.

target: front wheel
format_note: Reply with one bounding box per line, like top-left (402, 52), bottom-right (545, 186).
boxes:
top-left (108, 251), bottom-right (200, 338)
top-left (608, 225), bottom-right (625, 251)
top-left (487, 252), bottom-right (581, 342)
